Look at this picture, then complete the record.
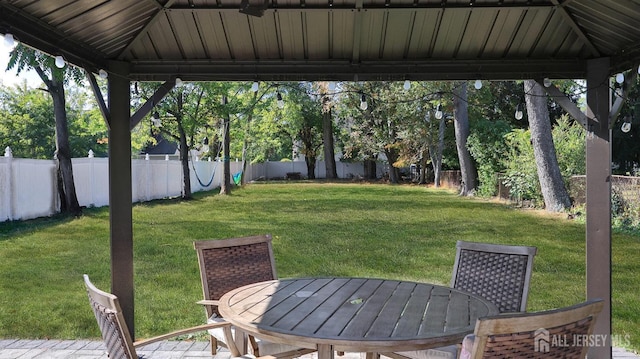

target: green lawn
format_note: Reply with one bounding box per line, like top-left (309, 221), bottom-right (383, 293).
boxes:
top-left (0, 182), bottom-right (638, 353)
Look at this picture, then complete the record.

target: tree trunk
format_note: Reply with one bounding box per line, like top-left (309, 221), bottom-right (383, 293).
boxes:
top-left (385, 148), bottom-right (400, 184)
top-left (363, 158), bottom-right (377, 179)
top-left (241, 91), bottom-right (258, 186)
top-left (220, 114), bottom-right (231, 195)
top-left (419, 151), bottom-right (429, 184)
top-left (177, 118), bottom-right (192, 199)
top-left (524, 80), bottom-right (571, 212)
top-left (453, 81), bottom-right (477, 196)
top-left (323, 105), bottom-right (338, 179)
top-left (430, 113), bottom-right (446, 187)
top-left (305, 155), bottom-right (316, 179)
top-left (50, 79), bottom-right (82, 216)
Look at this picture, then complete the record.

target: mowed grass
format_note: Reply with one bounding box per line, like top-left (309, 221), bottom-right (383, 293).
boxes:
top-left (0, 182), bottom-right (638, 352)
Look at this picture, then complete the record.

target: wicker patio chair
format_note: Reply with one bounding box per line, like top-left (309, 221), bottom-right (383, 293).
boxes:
top-left (466, 299), bottom-right (604, 359)
top-left (387, 240), bottom-right (538, 359)
top-left (194, 234), bottom-right (314, 357)
top-left (83, 274), bottom-right (237, 359)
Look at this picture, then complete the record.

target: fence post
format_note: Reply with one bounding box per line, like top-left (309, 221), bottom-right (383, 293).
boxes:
top-left (165, 154), bottom-right (170, 198)
top-left (3, 147), bottom-right (13, 221)
top-left (88, 150), bottom-right (96, 207)
top-left (145, 153), bottom-right (151, 201)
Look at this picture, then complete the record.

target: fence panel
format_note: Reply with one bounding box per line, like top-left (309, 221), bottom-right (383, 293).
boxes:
top-left (1, 156), bottom-right (379, 222)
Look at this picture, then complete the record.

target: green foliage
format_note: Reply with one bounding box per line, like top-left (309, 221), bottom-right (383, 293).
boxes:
top-left (500, 116), bottom-right (586, 205)
top-left (502, 129), bottom-right (542, 204)
top-left (0, 84), bottom-right (108, 158)
top-left (553, 115), bottom-right (586, 181)
top-left (0, 183), bottom-right (638, 352)
top-left (467, 118), bottom-right (513, 196)
top-left (6, 44), bottom-right (85, 85)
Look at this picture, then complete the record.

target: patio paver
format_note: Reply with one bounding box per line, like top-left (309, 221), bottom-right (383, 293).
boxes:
top-left (0, 340), bottom-right (637, 358)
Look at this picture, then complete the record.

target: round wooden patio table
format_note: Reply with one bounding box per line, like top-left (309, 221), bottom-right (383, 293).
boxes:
top-left (218, 277), bottom-right (499, 359)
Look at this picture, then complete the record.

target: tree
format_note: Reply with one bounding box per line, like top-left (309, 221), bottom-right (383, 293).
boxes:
top-left (523, 80), bottom-right (571, 212)
top-left (453, 81), bottom-right (476, 195)
top-left (278, 83), bottom-right (324, 179)
top-left (137, 82), bottom-right (218, 199)
top-left (317, 82), bottom-right (338, 179)
top-left (0, 83), bottom-right (55, 158)
top-left (7, 45), bottom-right (83, 216)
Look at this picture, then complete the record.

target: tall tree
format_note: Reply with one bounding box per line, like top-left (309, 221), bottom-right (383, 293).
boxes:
top-left (453, 81), bottom-right (476, 196)
top-left (7, 45), bottom-right (82, 216)
top-left (523, 80), bottom-right (571, 212)
top-left (137, 82), bottom-right (213, 199)
top-left (318, 82), bottom-right (338, 179)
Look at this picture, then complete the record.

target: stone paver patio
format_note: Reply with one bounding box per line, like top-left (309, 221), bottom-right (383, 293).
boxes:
top-left (0, 339), bottom-right (638, 359)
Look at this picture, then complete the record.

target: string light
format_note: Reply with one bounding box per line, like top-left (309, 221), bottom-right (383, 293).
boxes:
top-left (3, 33), bottom-right (15, 48)
top-left (151, 111), bottom-right (162, 127)
top-left (543, 78), bottom-right (552, 87)
top-left (98, 69), bottom-right (108, 79)
top-left (474, 80), bottom-right (483, 90)
top-left (359, 93), bottom-right (368, 111)
top-left (621, 117), bottom-right (632, 133)
top-left (277, 92), bottom-right (284, 109)
top-left (251, 81), bottom-right (259, 92)
top-left (175, 77), bottom-right (183, 87)
top-left (435, 103), bottom-right (443, 120)
top-left (514, 104), bottom-right (523, 120)
top-left (615, 73), bottom-right (624, 84)
top-left (54, 55), bottom-right (65, 68)
top-left (403, 80), bottom-right (411, 91)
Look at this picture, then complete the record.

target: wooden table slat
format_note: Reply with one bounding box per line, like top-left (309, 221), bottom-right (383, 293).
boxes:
top-left (365, 281), bottom-right (417, 338)
top-left (392, 284), bottom-right (434, 337)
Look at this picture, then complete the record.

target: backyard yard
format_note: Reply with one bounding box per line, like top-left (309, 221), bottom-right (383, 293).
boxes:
top-left (0, 182), bottom-right (638, 353)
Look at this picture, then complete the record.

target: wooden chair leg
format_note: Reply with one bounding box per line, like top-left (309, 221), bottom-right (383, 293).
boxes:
top-left (210, 336), bottom-right (218, 355)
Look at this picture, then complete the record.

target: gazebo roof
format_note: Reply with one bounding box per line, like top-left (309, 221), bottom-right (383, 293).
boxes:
top-left (2, 0), bottom-right (640, 82)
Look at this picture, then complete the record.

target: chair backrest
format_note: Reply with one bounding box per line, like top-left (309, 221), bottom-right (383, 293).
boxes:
top-left (83, 274), bottom-right (137, 359)
top-left (451, 240), bottom-right (537, 313)
top-left (194, 234), bottom-right (277, 318)
top-left (469, 299), bottom-right (604, 359)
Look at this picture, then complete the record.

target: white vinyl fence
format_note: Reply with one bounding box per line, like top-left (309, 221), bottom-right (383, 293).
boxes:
top-left (1, 150), bottom-right (384, 222)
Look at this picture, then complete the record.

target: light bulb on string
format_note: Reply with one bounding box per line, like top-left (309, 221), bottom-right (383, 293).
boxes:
top-left (277, 92), bottom-right (285, 109)
top-left (435, 103), bottom-right (443, 120)
top-left (514, 104), bottom-right (523, 120)
top-left (98, 69), bottom-right (108, 79)
top-left (621, 117), bottom-right (632, 133)
top-left (151, 111), bottom-right (162, 127)
top-left (251, 81), bottom-right (259, 92)
top-left (615, 73), bottom-right (624, 84)
top-left (474, 79), bottom-right (483, 90)
top-left (359, 93), bottom-right (368, 111)
top-left (403, 80), bottom-right (411, 91)
top-left (3, 33), bottom-right (15, 48)
top-left (543, 78), bottom-right (552, 87)
top-left (175, 77), bottom-right (183, 87)
top-left (54, 55), bottom-right (65, 68)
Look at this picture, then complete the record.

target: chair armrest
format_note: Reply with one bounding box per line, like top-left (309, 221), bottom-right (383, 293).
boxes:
top-left (197, 299), bottom-right (220, 307)
top-left (133, 322), bottom-right (233, 350)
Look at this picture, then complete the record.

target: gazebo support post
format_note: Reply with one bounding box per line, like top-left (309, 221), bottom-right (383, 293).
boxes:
top-left (107, 61), bottom-right (135, 339)
top-left (586, 57), bottom-right (612, 359)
